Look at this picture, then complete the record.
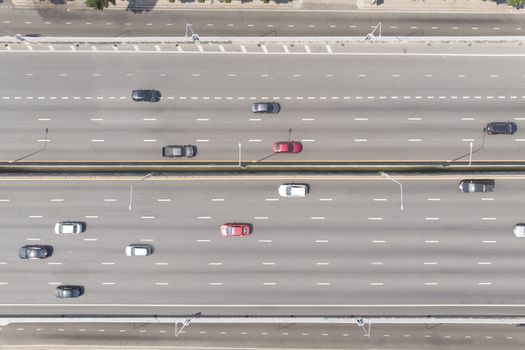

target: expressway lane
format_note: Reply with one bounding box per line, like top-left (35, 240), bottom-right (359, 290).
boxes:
top-left (0, 322), bottom-right (524, 349)
top-left (0, 175), bottom-right (524, 315)
top-left (0, 8), bottom-right (523, 37)
top-left (1, 51), bottom-right (525, 161)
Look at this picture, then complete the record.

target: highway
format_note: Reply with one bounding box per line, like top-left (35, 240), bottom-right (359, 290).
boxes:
top-left (1, 49), bottom-right (525, 161)
top-left (1, 322), bottom-right (524, 349)
top-left (0, 175), bottom-right (525, 316)
top-left (0, 8), bottom-right (524, 37)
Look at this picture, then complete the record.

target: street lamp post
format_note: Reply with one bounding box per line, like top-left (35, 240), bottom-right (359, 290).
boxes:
top-left (128, 172), bottom-right (155, 211)
top-left (380, 172), bottom-right (404, 211)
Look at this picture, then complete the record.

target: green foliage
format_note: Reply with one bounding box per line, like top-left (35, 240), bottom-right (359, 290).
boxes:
top-left (507, 0), bottom-right (524, 8)
top-left (224, 0), bottom-right (232, 3)
top-left (85, 0), bottom-right (116, 10)
top-left (261, 0), bottom-right (271, 3)
top-left (168, 0), bottom-right (176, 2)
top-left (198, 0), bottom-right (206, 3)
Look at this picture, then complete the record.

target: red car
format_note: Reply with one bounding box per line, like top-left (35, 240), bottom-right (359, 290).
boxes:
top-left (220, 223), bottom-right (252, 237)
top-left (273, 141), bottom-right (302, 154)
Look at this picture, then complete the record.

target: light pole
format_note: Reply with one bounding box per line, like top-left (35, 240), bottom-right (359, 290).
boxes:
top-left (128, 172), bottom-right (155, 211)
top-left (238, 142), bottom-right (242, 168)
top-left (469, 142), bottom-right (473, 166)
top-left (380, 172), bottom-right (404, 211)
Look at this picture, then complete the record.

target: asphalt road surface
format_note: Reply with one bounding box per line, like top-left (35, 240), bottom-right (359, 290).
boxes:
top-left (1, 49), bottom-right (525, 162)
top-left (1, 175), bottom-right (525, 316)
top-left (0, 8), bottom-right (524, 37)
top-left (1, 322), bottom-right (524, 349)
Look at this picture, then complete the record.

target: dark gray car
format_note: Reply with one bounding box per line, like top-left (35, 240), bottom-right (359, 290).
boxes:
top-left (162, 145), bottom-right (196, 158)
top-left (55, 285), bottom-right (84, 299)
top-left (458, 179), bottom-right (494, 193)
top-left (18, 245), bottom-right (51, 259)
top-left (486, 121), bottom-right (517, 135)
top-left (132, 89), bottom-right (161, 102)
top-left (251, 102), bottom-right (281, 113)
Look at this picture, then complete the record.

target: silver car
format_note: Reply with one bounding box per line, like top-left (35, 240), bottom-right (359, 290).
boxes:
top-left (55, 285), bottom-right (84, 299)
top-left (251, 102), bottom-right (281, 114)
top-left (278, 184), bottom-right (309, 198)
top-left (55, 221), bottom-right (85, 235)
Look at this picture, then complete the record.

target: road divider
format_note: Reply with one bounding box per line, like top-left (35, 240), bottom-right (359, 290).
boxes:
top-left (4, 161), bottom-right (525, 174)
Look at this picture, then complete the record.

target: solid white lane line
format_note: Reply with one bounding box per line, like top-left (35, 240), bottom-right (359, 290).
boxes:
top-left (370, 282), bottom-right (384, 286)
top-left (85, 216), bottom-right (98, 219)
top-left (83, 238), bottom-right (98, 241)
top-left (141, 216), bottom-right (155, 219)
top-left (262, 262), bottom-right (275, 265)
top-left (211, 198), bottom-right (224, 202)
top-left (316, 282), bottom-right (330, 286)
top-left (196, 240), bottom-right (210, 243)
top-left (316, 262), bottom-right (330, 265)
top-left (155, 282), bottom-right (169, 286)
top-left (424, 262), bottom-right (437, 265)
top-left (481, 198), bottom-right (494, 201)
top-left (155, 262), bottom-right (168, 266)
top-left (258, 240), bottom-right (272, 243)
top-left (372, 240), bottom-right (386, 243)
top-left (208, 262), bottom-right (222, 266)
top-left (311, 217), bottom-right (325, 220)
top-left (319, 198), bottom-right (333, 201)
top-left (27, 238), bottom-right (41, 241)
top-left (425, 240), bottom-right (439, 243)
top-left (157, 199), bottom-right (171, 202)
top-left (373, 198), bottom-right (387, 201)
top-left (478, 282), bottom-right (492, 285)
top-left (370, 262), bottom-right (383, 265)
top-left (482, 240), bottom-right (497, 244)
top-left (315, 240), bottom-right (329, 243)
top-left (104, 199), bottom-right (117, 202)
top-left (254, 217), bottom-right (269, 219)
top-left (197, 216), bottom-right (211, 219)
top-left (102, 282), bottom-right (116, 285)
top-left (425, 217), bottom-right (439, 220)
top-left (265, 198), bottom-right (279, 201)
top-left (482, 217), bottom-right (496, 220)
top-left (263, 282), bottom-right (276, 286)
top-left (368, 217), bottom-right (383, 220)
top-left (50, 199), bottom-right (64, 202)
top-left (478, 262), bottom-right (492, 265)
top-left (427, 198), bottom-right (441, 201)
top-left (101, 262), bottom-right (115, 265)
top-left (209, 282), bottom-right (223, 286)
top-left (424, 282), bottom-right (438, 286)
top-left (29, 216), bottom-right (42, 218)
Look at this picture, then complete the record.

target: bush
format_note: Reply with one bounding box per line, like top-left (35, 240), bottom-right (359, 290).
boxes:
top-left (224, 0), bottom-right (232, 3)
top-left (261, 0), bottom-right (271, 3)
top-left (198, 0), bottom-right (206, 3)
top-left (507, 0), bottom-right (524, 8)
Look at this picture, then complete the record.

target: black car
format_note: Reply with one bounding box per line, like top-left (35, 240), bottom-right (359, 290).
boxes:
top-left (486, 121), bottom-right (517, 135)
top-left (18, 245), bottom-right (51, 259)
top-left (55, 285), bottom-right (84, 299)
top-left (251, 102), bottom-right (281, 114)
top-left (458, 179), bottom-right (494, 193)
top-left (132, 89), bottom-right (161, 102)
top-left (162, 145), bottom-right (196, 158)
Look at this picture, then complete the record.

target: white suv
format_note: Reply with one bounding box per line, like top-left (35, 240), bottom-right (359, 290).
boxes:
top-left (55, 221), bottom-right (84, 235)
top-left (278, 184), bottom-right (309, 198)
top-left (125, 244), bottom-right (153, 256)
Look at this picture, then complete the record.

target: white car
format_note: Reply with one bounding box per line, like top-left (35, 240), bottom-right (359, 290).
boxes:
top-left (125, 244), bottom-right (153, 256)
top-left (513, 224), bottom-right (525, 238)
top-left (278, 184), bottom-right (309, 198)
top-left (55, 221), bottom-right (84, 235)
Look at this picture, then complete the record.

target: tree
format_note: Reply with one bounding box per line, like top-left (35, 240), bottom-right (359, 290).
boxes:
top-left (85, 0), bottom-right (116, 10)
top-left (507, 0), bottom-right (524, 8)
